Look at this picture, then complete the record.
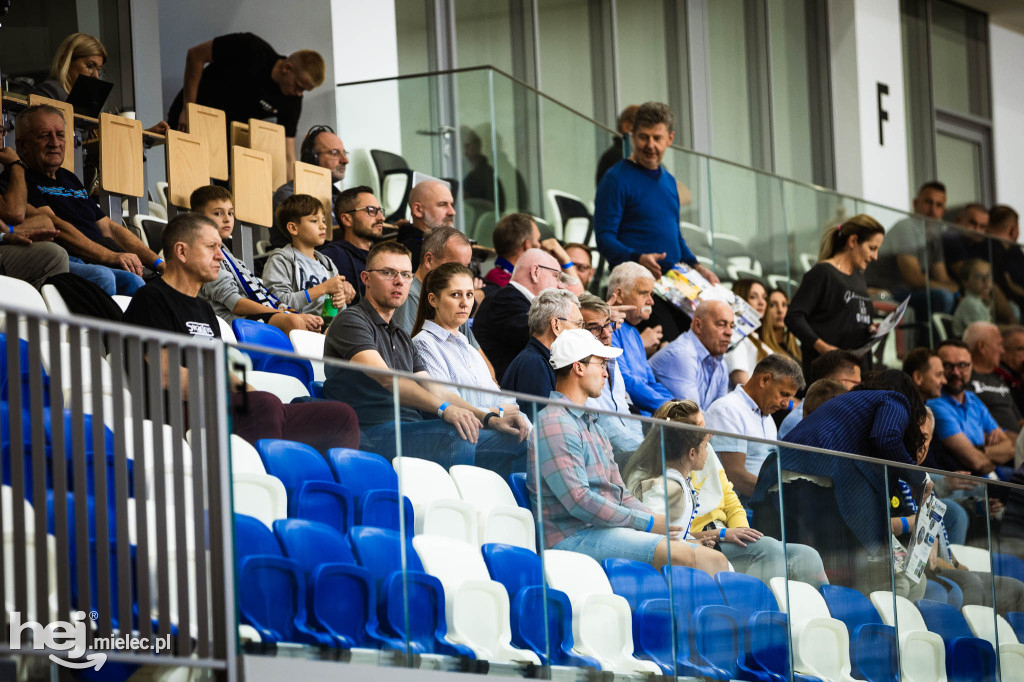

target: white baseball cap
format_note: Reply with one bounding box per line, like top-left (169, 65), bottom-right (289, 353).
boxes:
top-left (548, 328), bottom-right (623, 370)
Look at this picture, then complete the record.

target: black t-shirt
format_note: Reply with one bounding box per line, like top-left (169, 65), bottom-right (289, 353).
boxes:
top-left (167, 32), bottom-right (302, 138)
top-left (123, 277), bottom-right (221, 340)
top-left (323, 297), bottom-right (426, 427)
top-left (969, 370), bottom-right (1022, 432)
top-left (0, 166), bottom-right (119, 252)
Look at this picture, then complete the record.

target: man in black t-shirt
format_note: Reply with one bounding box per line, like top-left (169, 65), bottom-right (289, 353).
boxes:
top-left (123, 212), bottom-right (359, 454)
top-left (5, 105), bottom-right (161, 295)
top-left (168, 33), bottom-right (326, 179)
top-left (964, 321), bottom-right (1023, 433)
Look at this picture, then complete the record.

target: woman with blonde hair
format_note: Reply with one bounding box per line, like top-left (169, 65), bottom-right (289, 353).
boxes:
top-left (623, 400), bottom-right (827, 586)
top-left (33, 33), bottom-right (169, 134)
top-left (786, 215), bottom-right (884, 378)
top-left (761, 288), bottom-right (802, 362)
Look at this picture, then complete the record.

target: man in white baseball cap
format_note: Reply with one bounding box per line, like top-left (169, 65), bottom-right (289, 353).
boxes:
top-left (528, 329), bottom-right (729, 572)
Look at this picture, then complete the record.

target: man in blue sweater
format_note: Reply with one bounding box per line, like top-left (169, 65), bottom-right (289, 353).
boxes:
top-left (594, 101), bottom-right (718, 341)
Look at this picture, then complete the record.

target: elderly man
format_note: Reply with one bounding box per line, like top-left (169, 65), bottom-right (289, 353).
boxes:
top-left (580, 293), bottom-right (643, 462)
top-left (323, 241), bottom-right (527, 474)
top-left (649, 299), bottom-right (734, 408)
top-left (997, 326), bottom-right (1024, 415)
top-left (0, 104), bottom-right (162, 295)
top-left (318, 185), bottom-right (384, 303)
top-left (270, 125), bottom-right (348, 248)
top-left (501, 289), bottom-right (581, 406)
top-left (398, 180), bottom-right (456, 270)
top-left (706, 355), bottom-right (804, 498)
top-left (473, 248), bottom-right (566, 381)
top-left (529, 328), bottom-right (728, 575)
top-left (607, 262), bottom-right (674, 415)
top-left (929, 339), bottom-right (1014, 475)
top-left (965, 322), bottom-right (1023, 433)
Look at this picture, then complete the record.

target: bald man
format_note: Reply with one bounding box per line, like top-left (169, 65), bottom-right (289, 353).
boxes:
top-left (399, 180), bottom-right (456, 270)
top-left (966, 321), bottom-right (1024, 433)
top-left (473, 248), bottom-right (568, 381)
top-left (649, 300), bottom-right (735, 408)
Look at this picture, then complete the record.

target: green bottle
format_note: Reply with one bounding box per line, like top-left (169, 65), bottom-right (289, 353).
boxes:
top-left (322, 295), bottom-right (338, 318)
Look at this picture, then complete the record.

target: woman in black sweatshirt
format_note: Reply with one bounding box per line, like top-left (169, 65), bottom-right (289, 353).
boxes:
top-left (786, 215), bottom-right (885, 379)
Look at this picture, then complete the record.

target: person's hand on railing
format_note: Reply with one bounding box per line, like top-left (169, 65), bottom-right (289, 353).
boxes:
top-left (146, 121), bottom-right (171, 136)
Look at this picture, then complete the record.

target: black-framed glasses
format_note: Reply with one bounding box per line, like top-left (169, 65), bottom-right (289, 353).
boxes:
top-left (556, 317), bottom-right (585, 328)
top-left (317, 148), bottom-right (349, 159)
top-left (367, 268), bottom-right (414, 281)
top-left (942, 361), bottom-right (971, 371)
top-left (585, 320), bottom-right (621, 334)
top-left (344, 206), bottom-right (384, 217)
top-left (537, 264), bottom-right (561, 275)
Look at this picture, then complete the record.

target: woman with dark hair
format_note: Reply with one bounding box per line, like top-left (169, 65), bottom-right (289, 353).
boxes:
top-left (412, 262), bottom-right (529, 425)
top-left (750, 369), bottom-right (928, 587)
top-left (786, 215), bottom-right (885, 378)
top-left (724, 278), bottom-right (774, 386)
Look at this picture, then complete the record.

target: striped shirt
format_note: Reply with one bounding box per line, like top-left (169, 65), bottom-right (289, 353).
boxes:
top-left (529, 391), bottom-right (653, 547)
top-left (412, 320), bottom-right (515, 410)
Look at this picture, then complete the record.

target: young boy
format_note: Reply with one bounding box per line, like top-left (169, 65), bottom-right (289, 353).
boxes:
top-left (263, 193), bottom-right (354, 317)
top-left (191, 186), bottom-right (321, 333)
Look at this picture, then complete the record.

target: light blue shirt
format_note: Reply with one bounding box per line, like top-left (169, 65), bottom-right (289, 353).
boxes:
top-left (649, 329), bottom-right (729, 409)
top-left (705, 386), bottom-right (778, 478)
top-left (586, 358), bottom-right (643, 456)
top-left (778, 401), bottom-right (804, 440)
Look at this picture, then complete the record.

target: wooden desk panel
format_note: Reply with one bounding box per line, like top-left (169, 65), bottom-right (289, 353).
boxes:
top-left (166, 131), bottom-right (210, 209)
top-left (98, 113), bottom-right (144, 197)
top-left (231, 146), bottom-right (273, 228)
top-left (186, 103), bottom-right (228, 181)
top-left (248, 119), bottom-right (286, 191)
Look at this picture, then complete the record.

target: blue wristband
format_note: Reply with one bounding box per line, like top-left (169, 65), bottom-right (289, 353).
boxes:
top-left (305, 290), bottom-right (311, 303)
top-left (561, 261), bottom-right (575, 270)
top-left (645, 516), bottom-right (654, 533)
top-left (719, 528), bottom-right (726, 540)
top-left (152, 257), bottom-right (164, 269)
top-left (437, 401), bottom-right (451, 418)
top-left (901, 517), bottom-right (910, 535)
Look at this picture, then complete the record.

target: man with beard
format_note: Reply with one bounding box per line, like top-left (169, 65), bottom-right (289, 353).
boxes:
top-left (929, 339), bottom-right (1014, 475)
top-left (398, 180), bottom-right (456, 270)
top-left (319, 185), bottom-right (384, 303)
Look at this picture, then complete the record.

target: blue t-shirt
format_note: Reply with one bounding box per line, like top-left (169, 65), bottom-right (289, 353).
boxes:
top-left (928, 391), bottom-right (999, 446)
top-left (593, 159), bottom-right (696, 271)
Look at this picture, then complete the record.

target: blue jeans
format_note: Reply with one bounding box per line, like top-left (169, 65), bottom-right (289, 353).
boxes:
top-left (361, 419), bottom-right (527, 476)
top-left (553, 526), bottom-right (662, 564)
top-left (68, 257), bottom-right (144, 296)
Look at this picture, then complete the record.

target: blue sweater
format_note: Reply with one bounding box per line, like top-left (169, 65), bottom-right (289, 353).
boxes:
top-left (594, 159), bottom-right (696, 271)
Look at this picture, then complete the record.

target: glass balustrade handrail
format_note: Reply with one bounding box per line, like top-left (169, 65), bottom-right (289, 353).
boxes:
top-left (337, 64), bottom-right (969, 231)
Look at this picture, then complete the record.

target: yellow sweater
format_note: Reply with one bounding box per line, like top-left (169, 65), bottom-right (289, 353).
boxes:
top-left (689, 447), bottom-right (749, 532)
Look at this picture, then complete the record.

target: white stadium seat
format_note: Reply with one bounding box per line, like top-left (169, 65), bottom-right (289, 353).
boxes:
top-left (450, 464), bottom-right (536, 551)
top-left (770, 578), bottom-right (857, 682)
top-left (870, 590), bottom-right (948, 682)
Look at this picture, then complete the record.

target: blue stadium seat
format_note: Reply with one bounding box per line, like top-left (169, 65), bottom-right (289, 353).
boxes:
top-left (233, 513), bottom-right (329, 646)
top-left (663, 565), bottom-right (742, 680)
top-left (327, 448), bottom-right (414, 532)
top-left (507, 472), bottom-right (530, 510)
top-left (1007, 612), bottom-right (1024, 643)
top-left (0, 333), bottom-right (50, 405)
top-left (933, 575), bottom-right (965, 609)
top-left (994, 553), bottom-right (1024, 583)
top-left (232, 319), bottom-right (313, 388)
top-left (916, 598), bottom-right (998, 682)
top-left (347, 525), bottom-right (471, 657)
top-left (481, 543), bottom-right (599, 669)
top-left (821, 585), bottom-right (898, 682)
top-left (309, 381), bottom-right (324, 399)
top-left (256, 439), bottom-right (353, 531)
top-left (923, 579), bottom-right (949, 603)
top-left (273, 519), bottom-right (406, 650)
top-left (600, 558), bottom-right (679, 675)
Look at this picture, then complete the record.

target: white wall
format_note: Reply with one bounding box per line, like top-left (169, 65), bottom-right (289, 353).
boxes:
top-left (155, 0), bottom-right (336, 153)
top-left (828, 0), bottom-right (912, 215)
top-left (991, 23), bottom-right (1024, 209)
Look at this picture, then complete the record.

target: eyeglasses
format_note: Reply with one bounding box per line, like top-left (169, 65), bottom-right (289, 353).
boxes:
top-left (537, 264), bottom-right (561, 275)
top-left (585, 321), bottom-right (621, 334)
top-left (344, 206), bottom-right (384, 217)
top-left (317, 148), bottom-right (348, 159)
top-left (575, 263), bottom-right (593, 272)
top-left (367, 268), bottom-right (414, 281)
top-left (556, 317), bottom-right (585, 328)
top-left (942, 361), bottom-right (972, 371)
top-left (579, 359), bottom-right (607, 370)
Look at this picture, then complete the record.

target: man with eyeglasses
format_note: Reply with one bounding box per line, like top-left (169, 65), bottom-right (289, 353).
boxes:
top-left (319, 185), bottom-right (385, 303)
top-left (579, 294), bottom-right (643, 463)
top-left (270, 126), bottom-right (349, 248)
top-left (565, 243), bottom-right (594, 289)
top-left (650, 299), bottom-right (734, 409)
top-left (928, 339), bottom-right (1013, 475)
top-left (501, 289), bottom-right (581, 411)
top-left (474, 248), bottom-right (567, 382)
top-left (398, 180), bottom-right (456, 270)
top-left (324, 241), bottom-right (529, 474)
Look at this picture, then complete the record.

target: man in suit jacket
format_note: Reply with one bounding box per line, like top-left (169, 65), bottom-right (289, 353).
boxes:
top-left (473, 248), bottom-right (567, 381)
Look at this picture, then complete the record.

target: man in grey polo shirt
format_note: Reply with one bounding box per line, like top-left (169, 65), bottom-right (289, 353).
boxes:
top-left (323, 240), bottom-right (528, 473)
top-left (705, 354), bottom-right (804, 499)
